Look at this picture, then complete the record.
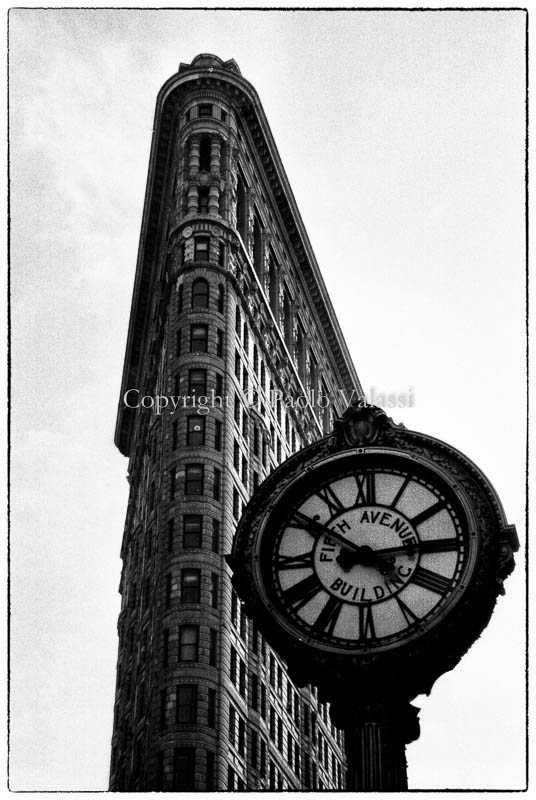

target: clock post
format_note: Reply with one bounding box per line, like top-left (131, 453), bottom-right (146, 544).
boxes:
top-left (227, 401), bottom-right (518, 790)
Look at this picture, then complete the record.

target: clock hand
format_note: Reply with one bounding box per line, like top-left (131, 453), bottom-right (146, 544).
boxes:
top-left (292, 512), bottom-right (365, 555)
top-left (336, 545), bottom-right (396, 574)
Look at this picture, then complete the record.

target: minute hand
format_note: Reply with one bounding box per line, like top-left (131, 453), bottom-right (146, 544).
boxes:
top-left (290, 511), bottom-right (362, 553)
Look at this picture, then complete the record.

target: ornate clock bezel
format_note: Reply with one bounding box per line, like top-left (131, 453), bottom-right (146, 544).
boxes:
top-left (251, 447), bottom-right (480, 655)
top-left (228, 404), bottom-right (518, 706)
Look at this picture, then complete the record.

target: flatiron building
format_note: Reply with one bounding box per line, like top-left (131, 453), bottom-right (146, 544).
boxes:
top-left (110, 53), bottom-right (362, 791)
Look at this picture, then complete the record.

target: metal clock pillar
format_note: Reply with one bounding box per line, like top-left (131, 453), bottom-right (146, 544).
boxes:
top-left (331, 698), bottom-right (420, 790)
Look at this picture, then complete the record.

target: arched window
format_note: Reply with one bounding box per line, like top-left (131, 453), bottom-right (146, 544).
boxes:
top-left (191, 279), bottom-right (209, 309)
top-left (200, 137), bottom-right (211, 172)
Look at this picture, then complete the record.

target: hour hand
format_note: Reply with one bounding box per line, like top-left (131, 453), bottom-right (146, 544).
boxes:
top-left (336, 545), bottom-right (395, 574)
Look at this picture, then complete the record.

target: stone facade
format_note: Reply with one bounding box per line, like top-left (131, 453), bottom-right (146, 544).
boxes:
top-left (110, 54), bottom-right (362, 791)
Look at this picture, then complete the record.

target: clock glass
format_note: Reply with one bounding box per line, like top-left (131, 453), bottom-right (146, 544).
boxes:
top-left (256, 452), bottom-right (477, 654)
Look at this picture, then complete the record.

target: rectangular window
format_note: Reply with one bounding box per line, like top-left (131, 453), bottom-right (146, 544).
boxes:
top-left (287, 733), bottom-right (293, 767)
top-left (238, 717), bottom-right (246, 756)
top-left (176, 685), bottom-right (197, 723)
top-left (251, 673), bottom-right (258, 711)
top-left (260, 739), bottom-right (266, 776)
top-left (241, 456), bottom-right (248, 488)
top-left (234, 393), bottom-right (240, 423)
top-left (233, 441), bottom-right (240, 470)
top-left (210, 573), bottom-right (219, 608)
top-left (188, 368), bottom-right (207, 396)
top-left (260, 684), bottom-right (266, 719)
top-left (167, 519), bottom-right (174, 552)
top-left (229, 705), bottom-right (236, 742)
top-left (253, 470), bottom-right (260, 491)
top-left (187, 416), bottom-right (205, 446)
top-left (185, 464), bottom-right (204, 495)
top-left (162, 628), bottom-right (169, 667)
top-left (227, 765), bottom-right (235, 791)
top-left (172, 420), bottom-right (178, 450)
top-left (183, 514), bottom-right (202, 548)
top-left (239, 660), bottom-right (246, 697)
top-left (251, 730), bottom-right (258, 770)
top-left (194, 236), bottom-right (210, 261)
top-left (231, 590), bottom-right (238, 626)
top-left (215, 372), bottom-right (223, 396)
top-left (176, 328), bottom-right (182, 356)
top-left (242, 410), bottom-right (248, 438)
top-left (178, 625), bottom-right (199, 661)
top-left (169, 469), bottom-right (176, 500)
top-left (209, 629), bottom-right (218, 667)
top-left (214, 419), bottom-right (222, 451)
top-left (234, 351), bottom-right (241, 379)
top-left (207, 689), bottom-right (216, 728)
top-left (233, 488), bottom-right (240, 520)
top-left (160, 689), bottom-right (167, 728)
top-left (230, 646), bottom-right (237, 685)
top-left (213, 468), bottom-right (221, 501)
top-left (165, 574), bottom-right (171, 609)
top-left (216, 329), bottom-right (224, 357)
top-left (211, 518), bottom-right (220, 553)
top-left (198, 104), bottom-right (212, 117)
top-left (253, 426), bottom-right (259, 456)
top-left (206, 750), bottom-right (215, 790)
top-left (190, 324), bottom-right (208, 353)
top-left (181, 569), bottom-right (201, 603)
top-left (173, 747), bottom-right (195, 790)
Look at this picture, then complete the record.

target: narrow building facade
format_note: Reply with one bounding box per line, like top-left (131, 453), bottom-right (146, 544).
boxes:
top-left (110, 53), bottom-right (362, 791)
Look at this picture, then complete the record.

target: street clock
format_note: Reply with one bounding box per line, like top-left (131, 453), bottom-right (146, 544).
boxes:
top-left (228, 403), bottom-right (518, 716)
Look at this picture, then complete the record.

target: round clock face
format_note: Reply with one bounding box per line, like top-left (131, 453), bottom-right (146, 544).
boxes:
top-left (255, 451), bottom-right (478, 654)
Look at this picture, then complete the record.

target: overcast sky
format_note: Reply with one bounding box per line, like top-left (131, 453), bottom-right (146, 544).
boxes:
top-left (9, 4), bottom-right (526, 793)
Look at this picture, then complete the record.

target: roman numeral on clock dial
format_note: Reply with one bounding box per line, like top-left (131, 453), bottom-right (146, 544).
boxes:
top-left (312, 596), bottom-right (343, 635)
top-left (276, 551), bottom-right (314, 570)
top-left (390, 475), bottom-right (411, 509)
top-left (411, 565), bottom-right (451, 595)
top-left (316, 485), bottom-right (345, 516)
top-left (411, 501), bottom-right (445, 528)
top-left (282, 574), bottom-right (322, 611)
top-left (418, 537), bottom-right (459, 554)
top-left (359, 604), bottom-right (376, 640)
top-left (288, 511), bottom-right (325, 539)
top-left (355, 473), bottom-right (376, 505)
top-left (395, 595), bottom-right (420, 625)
